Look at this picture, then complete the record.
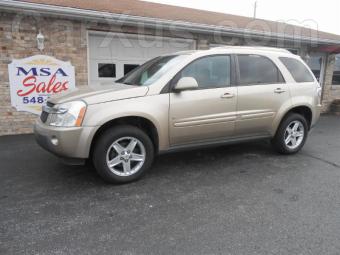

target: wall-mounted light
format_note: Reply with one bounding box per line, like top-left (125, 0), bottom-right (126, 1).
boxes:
top-left (36, 30), bottom-right (45, 51)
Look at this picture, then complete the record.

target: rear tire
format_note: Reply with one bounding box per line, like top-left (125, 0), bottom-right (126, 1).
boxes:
top-left (271, 113), bottom-right (308, 155)
top-left (92, 125), bottom-right (154, 184)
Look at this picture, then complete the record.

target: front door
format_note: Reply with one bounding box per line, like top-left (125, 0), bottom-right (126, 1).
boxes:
top-left (235, 54), bottom-right (290, 136)
top-left (169, 55), bottom-right (237, 146)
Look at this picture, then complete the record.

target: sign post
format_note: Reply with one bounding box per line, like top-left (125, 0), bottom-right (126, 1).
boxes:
top-left (8, 55), bottom-right (76, 115)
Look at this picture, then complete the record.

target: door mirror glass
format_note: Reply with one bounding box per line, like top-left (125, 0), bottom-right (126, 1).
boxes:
top-left (174, 77), bottom-right (198, 91)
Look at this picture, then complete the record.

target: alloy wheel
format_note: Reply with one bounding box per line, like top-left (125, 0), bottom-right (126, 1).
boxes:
top-left (284, 120), bottom-right (305, 150)
top-left (106, 136), bottom-right (146, 177)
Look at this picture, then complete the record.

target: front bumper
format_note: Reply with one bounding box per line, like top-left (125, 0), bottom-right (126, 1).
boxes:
top-left (34, 120), bottom-right (97, 163)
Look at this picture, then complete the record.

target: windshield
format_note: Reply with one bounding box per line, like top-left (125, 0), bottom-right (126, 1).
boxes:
top-left (116, 55), bottom-right (188, 86)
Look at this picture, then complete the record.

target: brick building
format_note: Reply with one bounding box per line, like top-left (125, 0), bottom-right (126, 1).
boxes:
top-left (0, 0), bottom-right (340, 135)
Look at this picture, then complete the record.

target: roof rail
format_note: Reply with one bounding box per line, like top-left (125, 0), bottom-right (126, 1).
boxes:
top-left (212, 46), bottom-right (291, 54)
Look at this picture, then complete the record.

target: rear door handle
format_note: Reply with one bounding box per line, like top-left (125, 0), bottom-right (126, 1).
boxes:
top-left (221, 92), bottom-right (235, 99)
top-left (274, 88), bottom-right (286, 94)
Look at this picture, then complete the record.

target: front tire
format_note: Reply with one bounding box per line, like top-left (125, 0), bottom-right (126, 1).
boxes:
top-left (93, 125), bottom-right (154, 184)
top-left (271, 113), bottom-right (308, 155)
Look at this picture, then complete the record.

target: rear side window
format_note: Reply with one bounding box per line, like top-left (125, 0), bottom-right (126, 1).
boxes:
top-left (279, 57), bottom-right (315, 83)
top-left (237, 55), bottom-right (285, 85)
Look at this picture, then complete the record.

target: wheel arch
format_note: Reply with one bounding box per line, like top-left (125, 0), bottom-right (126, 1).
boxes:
top-left (274, 105), bottom-right (313, 134)
top-left (89, 116), bottom-right (160, 158)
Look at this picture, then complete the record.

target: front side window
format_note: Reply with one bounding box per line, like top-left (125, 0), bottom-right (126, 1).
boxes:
top-left (117, 55), bottom-right (188, 86)
top-left (237, 55), bottom-right (285, 85)
top-left (280, 57), bottom-right (315, 83)
top-left (178, 55), bottom-right (231, 89)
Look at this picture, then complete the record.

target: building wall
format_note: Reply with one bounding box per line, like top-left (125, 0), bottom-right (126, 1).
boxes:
top-left (0, 11), bottom-right (339, 136)
top-left (322, 54), bottom-right (340, 111)
top-left (0, 12), bottom-right (87, 135)
top-left (0, 12), bottom-right (201, 135)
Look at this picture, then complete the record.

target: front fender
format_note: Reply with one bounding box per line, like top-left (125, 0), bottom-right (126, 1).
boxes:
top-left (83, 94), bottom-right (170, 150)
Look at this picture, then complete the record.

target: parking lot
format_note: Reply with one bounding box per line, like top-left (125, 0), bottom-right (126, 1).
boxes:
top-left (1, 115), bottom-right (340, 254)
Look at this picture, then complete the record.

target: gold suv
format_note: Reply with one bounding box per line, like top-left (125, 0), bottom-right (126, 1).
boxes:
top-left (34, 47), bottom-right (322, 183)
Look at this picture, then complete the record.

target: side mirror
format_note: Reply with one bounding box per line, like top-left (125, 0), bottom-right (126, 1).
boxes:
top-left (174, 77), bottom-right (198, 92)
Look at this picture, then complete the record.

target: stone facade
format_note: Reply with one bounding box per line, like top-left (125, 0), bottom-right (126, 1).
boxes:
top-left (0, 11), bottom-right (339, 136)
top-left (322, 54), bottom-right (340, 112)
top-left (0, 12), bottom-right (87, 135)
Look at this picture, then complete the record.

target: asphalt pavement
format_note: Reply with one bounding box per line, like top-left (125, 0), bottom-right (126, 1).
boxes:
top-left (1, 115), bottom-right (340, 255)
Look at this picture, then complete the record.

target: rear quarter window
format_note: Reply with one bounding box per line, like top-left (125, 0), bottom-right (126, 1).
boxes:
top-left (279, 57), bottom-right (315, 83)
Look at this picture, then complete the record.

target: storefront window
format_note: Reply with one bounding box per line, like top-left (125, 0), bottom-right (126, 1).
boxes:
top-left (332, 54), bottom-right (340, 85)
top-left (98, 63), bottom-right (116, 78)
top-left (306, 56), bottom-right (322, 82)
top-left (124, 64), bottom-right (139, 76)
top-left (287, 49), bottom-right (299, 55)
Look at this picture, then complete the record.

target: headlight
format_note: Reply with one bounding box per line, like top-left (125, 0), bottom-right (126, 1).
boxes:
top-left (47, 101), bottom-right (87, 127)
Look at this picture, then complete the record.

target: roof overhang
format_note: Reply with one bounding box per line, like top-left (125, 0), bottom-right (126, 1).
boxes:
top-left (317, 46), bottom-right (340, 54)
top-left (1, 0), bottom-right (340, 46)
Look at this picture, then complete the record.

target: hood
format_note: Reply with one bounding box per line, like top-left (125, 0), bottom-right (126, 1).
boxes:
top-left (49, 83), bottom-right (149, 105)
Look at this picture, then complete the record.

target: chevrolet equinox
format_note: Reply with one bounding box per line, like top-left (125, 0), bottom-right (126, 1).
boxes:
top-left (35, 47), bottom-right (322, 183)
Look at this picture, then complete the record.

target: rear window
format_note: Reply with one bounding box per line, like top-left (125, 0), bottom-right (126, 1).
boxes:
top-left (279, 57), bottom-right (315, 83)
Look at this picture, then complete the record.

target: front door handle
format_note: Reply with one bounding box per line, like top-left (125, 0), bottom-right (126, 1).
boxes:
top-left (274, 88), bottom-right (286, 94)
top-left (221, 92), bottom-right (235, 99)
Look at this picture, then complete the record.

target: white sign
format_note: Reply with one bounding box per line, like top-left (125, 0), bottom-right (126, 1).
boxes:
top-left (8, 55), bottom-right (76, 115)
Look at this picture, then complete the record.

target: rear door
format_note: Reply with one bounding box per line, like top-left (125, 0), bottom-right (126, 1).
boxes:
top-left (235, 54), bottom-right (290, 137)
top-left (169, 55), bottom-right (237, 145)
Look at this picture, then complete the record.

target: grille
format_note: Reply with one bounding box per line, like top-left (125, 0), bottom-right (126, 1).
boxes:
top-left (40, 111), bottom-right (48, 123)
top-left (40, 101), bottom-right (55, 123)
top-left (46, 101), bottom-right (55, 107)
